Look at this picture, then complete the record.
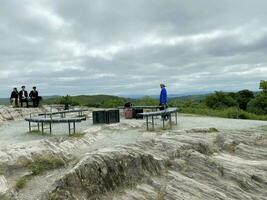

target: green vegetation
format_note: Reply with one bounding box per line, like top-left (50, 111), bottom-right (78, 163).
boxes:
top-left (0, 98), bottom-right (9, 105)
top-left (27, 130), bottom-right (42, 135)
top-left (44, 81), bottom-right (267, 121)
top-left (69, 132), bottom-right (85, 138)
top-left (134, 96), bottom-right (158, 106)
top-left (248, 93), bottom-right (267, 115)
top-left (30, 157), bottom-right (65, 176)
top-left (15, 175), bottom-right (31, 190)
top-left (260, 80), bottom-right (267, 93)
top-left (45, 94), bottom-right (128, 108)
top-left (208, 128), bottom-right (219, 133)
top-left (15, 157), bottom-right (65, 190)
top-left (169, 81), bottom-right (267, 121)
top-left (0, 167), bottom-right (5, 175)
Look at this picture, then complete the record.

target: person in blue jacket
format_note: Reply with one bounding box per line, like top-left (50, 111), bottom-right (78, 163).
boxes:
top-left (159, 83), bottom-right (169, 120)
top-left (160, 83), bottom-right (167, 106)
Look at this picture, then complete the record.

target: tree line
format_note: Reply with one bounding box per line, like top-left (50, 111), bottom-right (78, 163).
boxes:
top-left (204, 80), bottom-right (267, 115)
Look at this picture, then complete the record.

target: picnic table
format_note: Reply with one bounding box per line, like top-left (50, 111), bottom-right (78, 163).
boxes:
top-left (138, 107), bottom-right (178, 131)
top-left (38, 109), bottom-right (88, 118)
top-left (25, 116), bottom-right (86, 135)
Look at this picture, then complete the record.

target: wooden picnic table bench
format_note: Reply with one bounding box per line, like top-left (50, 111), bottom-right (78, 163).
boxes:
top-left (38, 109), bottom-right (88, 118)
top-left (25, 116), bottom-right (85, 135)
top-left (138, 107), bottom-right (178, 131)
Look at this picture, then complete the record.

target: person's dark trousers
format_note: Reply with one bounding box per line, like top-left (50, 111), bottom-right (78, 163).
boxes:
top-left (32, 98), bottom-right (38, 107)
top-left (159, 103), bottom-right (169, 120)
top-left (15, 98), bottom-right (18, 107)
top-left (20, 99), bottom-right (29, 108)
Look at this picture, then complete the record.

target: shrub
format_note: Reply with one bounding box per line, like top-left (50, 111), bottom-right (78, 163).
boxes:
top-left (236, 90), bottom-right (254, 110)
top-left (205, 91), bottom-right (237, 109)
top-left (135, 96), bottom-right (158, 106)
top-left (102, 98), bottom-right (126, 108)
top-left (248, 93), bottom-right (267, 115)
top-left (260, 80), bottom-right (267, 93)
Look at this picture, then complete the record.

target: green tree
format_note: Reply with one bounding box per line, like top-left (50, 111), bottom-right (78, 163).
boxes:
top-left (57, 95), bottom-right (79, 109)
top-left (248, 93), bottom-right (267, 115)
top-left (205, 91), bottom-right (237, 109)
top-left (102, 98), bottom-right (125, 108)
top-left (135, 96), bottom-right (158, 106)
top-left (236, 90), bottom-right (254, 110)
top-left (260, 80), bottom-right (267, 93)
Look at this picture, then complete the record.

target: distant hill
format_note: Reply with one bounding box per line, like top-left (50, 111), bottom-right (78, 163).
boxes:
top-left (0, 95), bottom-right (60, 105)
top-left (171, 94), bottom-right (211, 102)
top-left (44, 95), bottom-right (130, 107)
top-left (122, 93), bottom-right (210, 101)
top-left (1, 93), bottom-right (211, 106)
top-left (0, 98), bottom-right (9, 105)
top-left (43, 93), bottom-right (211, 108)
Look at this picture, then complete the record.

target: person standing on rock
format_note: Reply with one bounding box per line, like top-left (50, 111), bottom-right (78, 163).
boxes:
top-left (159, 83), bottom-right (169, 120)
top-left (10, 87), bottom-right (19, 107)
top-left (29, 86), bottom-right (39, 107)
top-left (19, 86), bottom-right (29, 108)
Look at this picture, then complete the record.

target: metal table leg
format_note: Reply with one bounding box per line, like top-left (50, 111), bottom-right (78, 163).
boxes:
top-left (49, 122), bottom-right (52, 135)
top-left (146, 116), bottom-right (149, 131)
top-left (68, 122), bottom-right (71, 135)
top-left (41, 122), bottom-right (44, 134)
top-left (175, 111), bottom-right (178, 125)
top-left (169, 114), bottom-right (172, 129)
top-left (29, 121), bottom-right (31, 132)
top-left (152, 116), bottom-right (154, 130)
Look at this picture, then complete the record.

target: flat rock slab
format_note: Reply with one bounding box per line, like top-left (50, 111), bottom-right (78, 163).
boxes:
top-left (0, 175), bottom-right (8, 196)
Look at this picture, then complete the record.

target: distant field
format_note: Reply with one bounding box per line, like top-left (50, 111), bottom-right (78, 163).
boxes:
top-left (44, 95), bottom-right (130, 107)
top-left (0, 98), bottom-right (9, 105)
top-left (0, 96), bottom-right (60, 106)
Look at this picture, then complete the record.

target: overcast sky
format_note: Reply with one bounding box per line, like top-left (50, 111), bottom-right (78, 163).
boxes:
top-left (0, 0), bottom-right (267, 97)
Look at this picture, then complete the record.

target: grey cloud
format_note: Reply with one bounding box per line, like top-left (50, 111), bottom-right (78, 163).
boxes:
top-left (0, 0), bottom-right (267, 97)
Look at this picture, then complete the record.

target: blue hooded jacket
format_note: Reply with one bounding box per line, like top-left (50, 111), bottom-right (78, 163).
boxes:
top-left (160, 87), bottom-right (167, 105)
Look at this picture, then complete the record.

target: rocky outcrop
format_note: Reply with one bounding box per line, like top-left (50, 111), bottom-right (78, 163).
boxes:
top-left (0, 175), bottom-right (9, 199)
top-left (0, 106), bottom-right (46, 123)
top-left (47, 131), bottom-right (267, 200)
top-left (1, 112), bottom-right (267, 200)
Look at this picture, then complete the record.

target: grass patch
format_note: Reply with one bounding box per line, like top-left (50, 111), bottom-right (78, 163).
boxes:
top-left (15, 175), bottom-right (31, 190)
top-left (0, 167), bottom-right (5, 175)
top-left (208, 127), bottom-right (219, 133)
top-left (30, 157), bottom-right (65, 176)
top-left (27, 130), bottom-right (42, 135)
top-left (15, 157), bottom-right (65, 190)
top-left (69, 132), bottom-right (85, 138)
top-left (180, 107), bottom-right (267, 121)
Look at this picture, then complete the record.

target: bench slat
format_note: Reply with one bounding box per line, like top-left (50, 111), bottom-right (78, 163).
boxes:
top-left (138, 108), bottom-right (178, 117)
top-left (25, 117), bottom-right (84, 123)
top-left (38, 109), bottom-right (88, 116)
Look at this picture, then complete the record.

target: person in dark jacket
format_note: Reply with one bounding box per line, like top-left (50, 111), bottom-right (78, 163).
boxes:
top-left (19, 86), bottom-right (29, 108)
top-left (10, 88), bottom-right (19, 107)
top-left (159, 83), bottom-right (169, 120)
top-left (29, 86), bottom-right (39, 107)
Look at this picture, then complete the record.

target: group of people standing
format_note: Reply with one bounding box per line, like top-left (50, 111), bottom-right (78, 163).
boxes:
top-left (10, 86), bottom-right (40, 108)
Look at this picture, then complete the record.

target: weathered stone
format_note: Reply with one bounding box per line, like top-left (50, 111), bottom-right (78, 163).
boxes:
top-left (46, 132), bottom-right (267, 200)
top-left (0, 176), bottom-right (8, 197)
